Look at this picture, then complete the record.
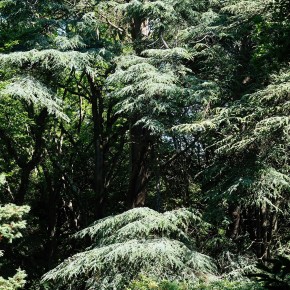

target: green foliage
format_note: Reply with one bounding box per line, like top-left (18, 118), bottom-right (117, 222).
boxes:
top-left (127, 276), bottom-right (263, 290)
top-left (0, 270), bottom-right (27, 290)
top-left (0, 203), bottom-right (30, 243)
top-left (107, 48), bottom-right (194, 134)
top-left (0, 175), bottom-right (30, 243)
top-left (42, 208), bottom-right (216, 289)
top-left (128, 276), bottom-right (189, 290)
top-left (0, 77), bottom-right (68, 121)
top-left (0, 174), bottom-right (29, 289)
top-left (0, 0), bottom-right (289, 288)
top-left (195, 280), bottom-right (263, 290)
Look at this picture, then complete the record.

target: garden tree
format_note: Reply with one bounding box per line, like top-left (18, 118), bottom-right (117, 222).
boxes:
top-left (175, 0), bottom-right (290, 259)
top-left (107, 49), bottom-right (192, 207)
top-left (0, 174), bottom-right (30, 289)
top-left (0, 0), bottom-right (289, 288)
top-left (0, 0), bottom-right (76, 206)
top-left (0, 0), bottom-right (221, 225)
top-left (213, 0), bottom-right (289, 260)
top-left (198, 69), bottom-right (290, 259)
top-left (0, 0), bottom-right (123, 280)
top-left (42, 207), bottom-right (217, 289)
top-left (0, 0), bottom-right (132, 214)
top-left (0, 1), bottom-right (119, 204)
top-left (94, 0), bottom-right (219, 207)
top-left (0, 0), bottom-right (142, 280)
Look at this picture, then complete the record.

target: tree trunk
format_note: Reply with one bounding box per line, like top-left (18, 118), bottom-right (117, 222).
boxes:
top-left (42, 165), bottom-right (61, 269)
top-left (88, 75), bottom-right (105, 218)
top-left (127, 124), bottom-right (151, 208)
top-left (260, 204), bottom-right (269, 259)
top-left (16, 108), bottom-right (48, 205)
top-left (229, 205), bottom-right (241, 239)
top-left (126, 2), bottom-right (152, 208)
top-left (15, 168), bottom-right (31, 205)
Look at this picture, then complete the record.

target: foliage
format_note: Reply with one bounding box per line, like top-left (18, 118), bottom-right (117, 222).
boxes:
top-left (127, 276), bottom-right (189, 290)
top-left (127, 275), bottom-right (263, 290)
top-left (0, 174), bottom-right (30, 289)
top-left (0, 203), bottom-right (30, 243)
top-left (42, 208), bottom-right (216, 289)
top-left (0, 270), bottom-right (27, 290)
top-left (195, 280), bottom-right (263, 290)
top-left (0, 0), bottom-right (289, 288)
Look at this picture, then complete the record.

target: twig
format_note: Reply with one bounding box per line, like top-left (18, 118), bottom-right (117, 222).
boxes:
top-left (160, 32), bottom-right (170, 49)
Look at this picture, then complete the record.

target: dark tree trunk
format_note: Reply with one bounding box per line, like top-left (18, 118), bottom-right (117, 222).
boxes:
top-left (15, 108), bottom-right (48, 205)
top-left (125, 4), bottom-right (152, 208)
top-left (127, 124), bottom-right (151, 208)
top-left (88, 74), bottom-right (105, 218)
top-left (260, 204), bottom-right (269, 259)
top-left (15, 167), bottom-right (31, 205)
top-left (42, 165), bottom-right (62, 269)
top-left (228, 205), bottom-right (241, 239)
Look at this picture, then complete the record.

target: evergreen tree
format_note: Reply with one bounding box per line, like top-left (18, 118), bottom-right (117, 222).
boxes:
top-left (0, 0), bottom-right (289, 288)
top-left (42, 207), bottom-right (216, 289)
top-left (175, 0), bottom-right (290, 259)
top-left (0, 174), bottom-right (30, 289)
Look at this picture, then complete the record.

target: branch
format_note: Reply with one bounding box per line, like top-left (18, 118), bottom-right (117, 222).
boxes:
top-left (161, 140), bottom-right (196, 169)
top-left (160, 32), bottom-right (170, 49)
top-left (99, 12), bottom-right (125, 33)
top-left (58, 84), bottom-right (90, 101)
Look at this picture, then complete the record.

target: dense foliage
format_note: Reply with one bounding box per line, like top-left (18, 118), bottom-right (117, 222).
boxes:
top-left (0, 174), bottom-right (29, 289)
top-left (0, 0), bottom-right (289, 289)
top-left (42, 208), bottom-right (216, 289)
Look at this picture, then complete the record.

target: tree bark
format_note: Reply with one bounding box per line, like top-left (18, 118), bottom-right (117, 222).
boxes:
top-left (15, 108), bottom-right (48, 204)
top-left (126, 2), bottom-right (152, 208)
top-left (87, 74), bottom-right (105, 218)
top-left (127, 124), bottom-right (151, 208)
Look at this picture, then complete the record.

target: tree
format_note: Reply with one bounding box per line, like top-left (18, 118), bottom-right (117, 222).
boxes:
top-left (42, 207), bottom-right (216, 289)
top-left (0, 174), bottom-right (30, 290)
top-left (0, 0), bottom-right (289, 287)
top-left (175, 0), bottom-right (290, 259)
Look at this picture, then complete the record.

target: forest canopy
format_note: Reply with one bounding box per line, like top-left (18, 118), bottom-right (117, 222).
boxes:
top-left (0, 0), bottom-right (289, 289)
